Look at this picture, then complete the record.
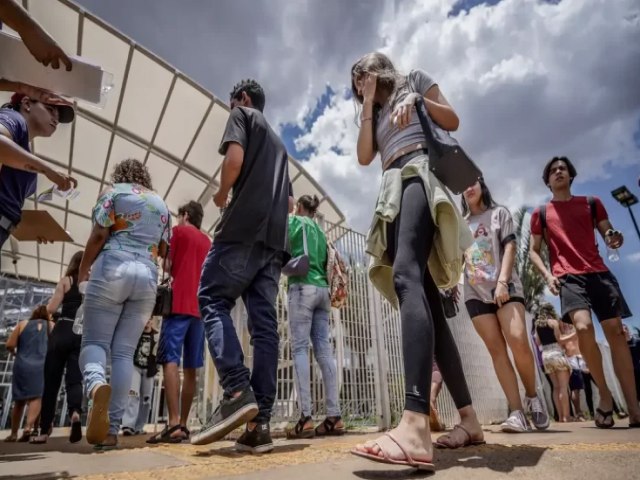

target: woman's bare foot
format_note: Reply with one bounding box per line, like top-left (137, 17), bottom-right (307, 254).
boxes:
top-left (353, 411), bottom-right (433, 463)
top-left (436, 406), bottom-right (484, 448)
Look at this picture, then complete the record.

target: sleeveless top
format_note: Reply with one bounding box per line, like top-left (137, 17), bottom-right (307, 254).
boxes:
top-left (536, 324), bottom-right (557, 346)
top-left (60, 275), bottom-right (82, 319)
top-left (11, 319), bottom-right (48, 400)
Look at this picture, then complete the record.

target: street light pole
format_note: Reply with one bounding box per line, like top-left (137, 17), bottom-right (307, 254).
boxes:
top-left (628, 206), bottom-right (640, 242)
top-left (611, 186), bottom-right (640, 242)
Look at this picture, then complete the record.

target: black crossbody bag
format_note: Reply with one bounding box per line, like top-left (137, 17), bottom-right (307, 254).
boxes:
top-left (153, 250), bottom-right (173, 317)
top-left (408, 71), bottom-right (483, 194)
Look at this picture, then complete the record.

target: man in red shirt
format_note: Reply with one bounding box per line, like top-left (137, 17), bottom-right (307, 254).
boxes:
top-left (529, 156), bottom-right (639, 429)
top-left (148, 201), bottom-right (211, 443)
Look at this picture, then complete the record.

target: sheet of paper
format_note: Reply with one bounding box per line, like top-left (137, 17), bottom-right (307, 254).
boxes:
top-left (0, 30), bottom-right (108, 104)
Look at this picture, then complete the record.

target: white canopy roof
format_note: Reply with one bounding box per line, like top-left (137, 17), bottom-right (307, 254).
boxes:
top-left (1, 0), bottom-right (345, 284)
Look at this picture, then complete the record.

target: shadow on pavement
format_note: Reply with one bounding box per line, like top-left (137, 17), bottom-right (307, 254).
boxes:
top-left (353, 444), bottom-right (547, 479)
top-left (0, 473), bottom-right (74, 480)
top-left (0, 435), bottom-right (168, 457)
top-left (195, 442), bottom-right (311, 458)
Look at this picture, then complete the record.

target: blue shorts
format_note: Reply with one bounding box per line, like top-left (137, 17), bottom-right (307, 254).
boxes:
top-left (157, 314), bottom-right (205, 369)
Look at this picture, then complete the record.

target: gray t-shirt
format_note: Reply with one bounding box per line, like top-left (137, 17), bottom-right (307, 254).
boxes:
top-left (216, 106), bottom-right (291, 251)
top-left (376, 69), bottom-right (436, 169)
top-left (463, 206), bottom-right (524, 304)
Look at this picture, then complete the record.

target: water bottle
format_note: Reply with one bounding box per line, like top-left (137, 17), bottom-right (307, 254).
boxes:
top-left (72, 281), bottom-right (88, 335)
top-left (72, 304), bottom-right (84, 335)
top-left (605, 229), bottom-right (620, 262)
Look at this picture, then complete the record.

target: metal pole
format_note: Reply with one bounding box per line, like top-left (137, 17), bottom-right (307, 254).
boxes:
top-left (628, 207), bottom-right (640, 242)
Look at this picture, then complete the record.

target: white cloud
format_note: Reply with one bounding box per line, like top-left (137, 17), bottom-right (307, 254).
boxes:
top-left (296, 0), bottom-right (640, 232)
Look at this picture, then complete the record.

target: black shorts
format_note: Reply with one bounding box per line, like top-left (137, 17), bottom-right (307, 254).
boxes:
top-left (569, 370), bottom-right (584, 391)
top-left (559, 271), bottom-right (632, 323)
top-left (465, 297), bottom-right (525, 318)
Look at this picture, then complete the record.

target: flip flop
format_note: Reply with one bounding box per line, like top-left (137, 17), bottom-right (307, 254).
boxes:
top-left (595, 408), bottom-right (615, 429)
top-left (146, 424), bottom-right (185, 444)
top-left (69, 419), bottom-right (83, 443)
top-left (434, 424), bottom-right (486, 449)
top-left (351, 432), bottom-right (435, 472)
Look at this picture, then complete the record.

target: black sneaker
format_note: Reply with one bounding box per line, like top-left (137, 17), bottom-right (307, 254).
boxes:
top-left (235, 423), bottom-right (274, 454)
top-left (190, 388), bottom-right (258, 445)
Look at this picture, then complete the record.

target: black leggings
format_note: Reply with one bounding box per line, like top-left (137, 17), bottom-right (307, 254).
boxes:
top-left (39, 320), bottom-right (83, 433)
top-left (387, 177), bottom-right (472, 415)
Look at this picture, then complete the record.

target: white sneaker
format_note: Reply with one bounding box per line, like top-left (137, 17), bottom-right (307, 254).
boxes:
top-left (525, 395), bottom-right (550, 430)
top-left (500, 410), bottom-right (532, 433)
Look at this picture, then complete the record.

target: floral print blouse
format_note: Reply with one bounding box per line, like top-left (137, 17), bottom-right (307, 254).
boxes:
top-left (93, 183), bottom-right (171, 263)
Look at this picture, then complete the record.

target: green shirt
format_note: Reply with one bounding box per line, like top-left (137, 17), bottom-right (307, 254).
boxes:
top-left (288, 215), bottom-right (328, 287)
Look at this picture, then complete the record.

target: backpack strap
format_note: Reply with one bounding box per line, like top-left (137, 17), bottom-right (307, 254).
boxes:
top-left (587, 196), bottom-right (599, 248)
top-left (539, 203), bottom-right (548, 245)
top-left (587, 196), bottom-right (596, 228)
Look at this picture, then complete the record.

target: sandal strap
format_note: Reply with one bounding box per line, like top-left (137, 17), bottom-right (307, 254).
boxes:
top-left (453, 424), bottom-right (472, 442)
top-left (384, 432), bottom-right (417, 467)
top-left (295, 416), bottom-right (312, 434)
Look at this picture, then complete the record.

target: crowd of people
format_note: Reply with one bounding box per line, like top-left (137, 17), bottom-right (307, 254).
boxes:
top-left (0, 4), bottom-right (638, 471)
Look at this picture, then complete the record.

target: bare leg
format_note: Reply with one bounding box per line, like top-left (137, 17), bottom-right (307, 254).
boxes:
top-left (472, 313), bottom-right (523, 411)
top-left (570, 310), bottom-right (613, 412)
top-left (10, 401), bottom-right (26, 437)
top-left (571, 389), bottom-right (584, 420)
top-left (180, 368), bottom-right (197, 427)
top-left (24, 398), bottom-right (42, 431)
top-left (600, 317), bottom-right (640, 423)
top-left (498, 302), bottom-right (537, 398)
top-left (162, 362), bottom-right (186, 440)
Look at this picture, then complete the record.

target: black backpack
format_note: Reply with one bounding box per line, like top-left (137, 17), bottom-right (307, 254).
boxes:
top-left (539, 196), bottom-right (598, 248)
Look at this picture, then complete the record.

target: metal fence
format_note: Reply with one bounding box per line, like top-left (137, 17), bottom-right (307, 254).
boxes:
top-left (0, 223), bottom-right (631, 431)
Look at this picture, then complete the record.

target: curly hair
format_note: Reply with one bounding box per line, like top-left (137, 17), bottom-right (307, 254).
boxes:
top-left (111, 158), bottom-right (153, 190)
top-left (230, 79), bottom-right (265, 112)
top-left (534, 302), bottom-right (559, 328)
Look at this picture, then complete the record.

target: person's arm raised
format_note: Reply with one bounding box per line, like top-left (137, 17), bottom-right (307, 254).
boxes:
top-left (356, 73), bottom-right (378, 166)
top-left (0, 0), bottom-right (72, 70)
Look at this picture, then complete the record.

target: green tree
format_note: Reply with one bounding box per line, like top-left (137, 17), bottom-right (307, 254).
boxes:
top-left (513, 207), bottom-right (548, 313)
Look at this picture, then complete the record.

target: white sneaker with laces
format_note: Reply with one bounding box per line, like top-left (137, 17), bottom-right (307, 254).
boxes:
top-left (500, 410), bottom-right (532, 433)
top-left (525, 395), bottom-right (550, 430)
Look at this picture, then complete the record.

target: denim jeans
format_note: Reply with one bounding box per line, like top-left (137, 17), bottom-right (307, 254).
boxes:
top-left (198, 241), bottom-right (283, 424)
top-left (121, 366), bottom-right (154, 432)
top-left (288, 284), bottom-right (340, 417)
top-left (79, 250), bottom-right (157, 435)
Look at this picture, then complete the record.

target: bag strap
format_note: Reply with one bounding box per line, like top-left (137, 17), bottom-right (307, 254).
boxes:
top-left (409, 71), bottom-right (443, 158)
top-left (301, 221), bottom-right (308, 256)
top-left (539, 203), bottom-right (548, 246)
top-left (587, 196), bottom-right (596, 228)
top-left (587, 196), bottom-right (599, 248)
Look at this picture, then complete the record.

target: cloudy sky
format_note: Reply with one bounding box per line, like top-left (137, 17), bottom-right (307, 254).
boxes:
top-left (76, 0), bottom-right (640, 329)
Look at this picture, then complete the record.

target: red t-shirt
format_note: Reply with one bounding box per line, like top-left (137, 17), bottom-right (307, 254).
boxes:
top-left (169, 224), bottom-right (211, 317)
top-left (530, 196), bottom-right (608, 277)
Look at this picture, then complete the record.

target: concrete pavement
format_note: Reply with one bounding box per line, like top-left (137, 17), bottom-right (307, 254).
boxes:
top-left (1, 422), bottom-right (638, 479)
